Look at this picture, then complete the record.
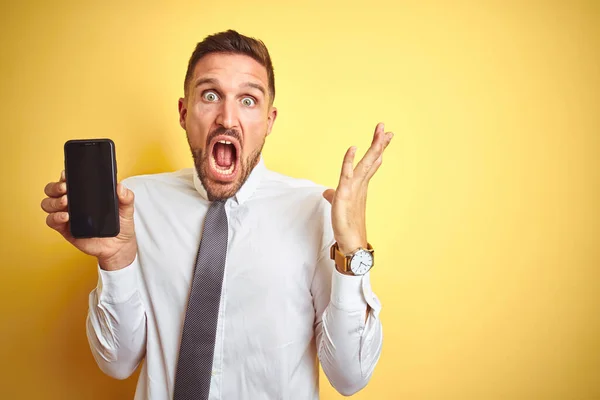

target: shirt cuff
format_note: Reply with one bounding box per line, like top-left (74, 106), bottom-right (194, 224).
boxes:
top-left (97, 255), bottom-right (140, 303)
top-left (330, 268), bottom-right (367, 310)
top-left (330, 269), bottom-right (383, 317)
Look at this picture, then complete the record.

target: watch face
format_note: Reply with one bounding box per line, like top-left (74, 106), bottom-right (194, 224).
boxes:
top-left (349, 249), bottom-right (373, 275)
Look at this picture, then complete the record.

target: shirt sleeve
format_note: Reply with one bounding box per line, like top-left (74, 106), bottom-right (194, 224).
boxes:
top-left (311, 197), bottom-right (383, 396)
top-left (86, 254), bottom-right (147, 380)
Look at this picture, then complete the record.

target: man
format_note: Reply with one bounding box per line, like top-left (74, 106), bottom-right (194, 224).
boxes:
top-left (41, 29), bottom-right (393, 399)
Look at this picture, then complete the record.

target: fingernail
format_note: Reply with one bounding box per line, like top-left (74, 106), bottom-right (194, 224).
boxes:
top-left (120, 185), bottom-right (126, 196)
top-left (60, 170), bottom-right (65, 180)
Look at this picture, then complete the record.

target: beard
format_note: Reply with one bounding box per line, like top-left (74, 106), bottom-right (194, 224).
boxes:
top-left (189, 127), bottom-right (265, 202)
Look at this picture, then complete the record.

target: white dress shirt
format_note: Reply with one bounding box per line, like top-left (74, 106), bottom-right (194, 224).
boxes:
top-left (86, 157), bottom-right (383, 400)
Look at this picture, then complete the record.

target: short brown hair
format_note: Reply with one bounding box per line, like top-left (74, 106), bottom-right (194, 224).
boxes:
top-left (183, 29), bottom-right (275, 104)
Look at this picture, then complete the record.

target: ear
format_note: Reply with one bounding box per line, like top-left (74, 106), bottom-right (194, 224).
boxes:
top-left (178, 97), bottom-right (187, 130)
top-left (266, 106), bottom-right (278, 137)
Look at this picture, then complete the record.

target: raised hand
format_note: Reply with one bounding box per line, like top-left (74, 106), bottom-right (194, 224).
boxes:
top-left (323, 122), bottom-right (394, 255)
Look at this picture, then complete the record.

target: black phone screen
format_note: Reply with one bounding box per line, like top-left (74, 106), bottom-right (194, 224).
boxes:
top-left (64, 139), bottom-right (120, 238)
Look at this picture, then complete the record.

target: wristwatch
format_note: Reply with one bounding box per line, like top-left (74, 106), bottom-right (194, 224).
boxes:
top-left (330, 242), bottom-right (375, 276)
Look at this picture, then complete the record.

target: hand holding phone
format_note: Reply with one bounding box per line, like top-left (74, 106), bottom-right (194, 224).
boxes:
top-left (40, 139), bottom-right (138, 271)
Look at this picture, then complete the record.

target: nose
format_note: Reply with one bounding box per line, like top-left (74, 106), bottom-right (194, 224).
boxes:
top-left (215, 97), bottom-right (240, 130)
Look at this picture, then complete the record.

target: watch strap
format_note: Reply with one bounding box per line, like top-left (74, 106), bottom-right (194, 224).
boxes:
top-left (329, 242), bottom-right (374, 274)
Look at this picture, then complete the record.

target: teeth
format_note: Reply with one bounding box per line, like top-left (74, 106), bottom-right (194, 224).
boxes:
top-left (210, 156), bottom-right (235, 176)
top-left (218, 140), bottom-right (232, 145)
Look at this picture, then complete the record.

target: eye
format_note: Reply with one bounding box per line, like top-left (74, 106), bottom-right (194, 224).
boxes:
top-left (203, 91), bottom-right (219, 102)
top-left (242, 97), bottom-right (256, 107)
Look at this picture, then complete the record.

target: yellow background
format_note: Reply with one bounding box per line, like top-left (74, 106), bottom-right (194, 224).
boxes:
top-left (1, 0), bottom-right (599, 398)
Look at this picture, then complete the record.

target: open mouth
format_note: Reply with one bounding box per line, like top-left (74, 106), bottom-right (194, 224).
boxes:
top-left (208, 136), bottom-right (240, 182)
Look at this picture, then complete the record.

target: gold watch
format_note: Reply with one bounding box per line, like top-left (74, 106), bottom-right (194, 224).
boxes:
top-left (330, 242), bottom-right (375, 276)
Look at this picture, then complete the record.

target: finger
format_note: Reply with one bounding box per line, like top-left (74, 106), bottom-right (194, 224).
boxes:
top-left (365, 154), bottom-right (383, 181)
top-left (44, 180), bottom-right (67, 197)
top-left (117, 183), bottom-right (135, 205)
top-left (41, 194), bottom-right (68, 213)
top-left (60, 170), bottom-right (66, 182)
top-left (117, 183), bottom-right (135, 220)
top-left (364, 131), bottom-right (393, 182)
top-left (322, 188), bottom-right (335, 204)
top-left (46, 211), bottom-right (70, 235)
top-left (371, 122), bottom-right (385, 144)
top-left (355, 123), bottom-right (386, 177)
top-left (338, 146), bottom-right (357, 185)
top-left (355, 125), bottom-right (393, 180)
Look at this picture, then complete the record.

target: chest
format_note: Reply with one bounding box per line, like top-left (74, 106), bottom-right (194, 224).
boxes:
top-left (135, 199), bottom-right (319, 316)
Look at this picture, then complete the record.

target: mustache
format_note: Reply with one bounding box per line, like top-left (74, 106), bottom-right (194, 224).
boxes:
top-left (206, 127), bottom-right (242, 148)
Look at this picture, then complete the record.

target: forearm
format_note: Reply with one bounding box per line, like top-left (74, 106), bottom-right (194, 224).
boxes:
top-left (317, 271), bottom-right (383, 396)
top-left (86, 256), bottom-right (147, 380)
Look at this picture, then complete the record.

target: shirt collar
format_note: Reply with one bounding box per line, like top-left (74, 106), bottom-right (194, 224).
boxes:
top-left (192, 156), bottom-right (266, 206)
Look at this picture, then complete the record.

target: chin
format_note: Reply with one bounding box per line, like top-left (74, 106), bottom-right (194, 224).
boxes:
top-left (202, 175), bottom-right (243, 201)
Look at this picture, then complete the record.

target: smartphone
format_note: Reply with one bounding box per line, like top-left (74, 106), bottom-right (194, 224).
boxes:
top-left (64, 139), bottom-right (120, 238)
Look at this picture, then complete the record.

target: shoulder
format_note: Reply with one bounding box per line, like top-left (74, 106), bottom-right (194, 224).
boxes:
top-left (255, 168), bottom-right (332, 219)
top-left (121, 168), bottom-right (197, 199)
top-left (262, 168), bottom-right (326, 199)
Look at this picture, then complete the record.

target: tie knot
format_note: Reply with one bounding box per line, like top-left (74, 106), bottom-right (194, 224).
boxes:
top-left (210, 200), bottom-right (226, 208)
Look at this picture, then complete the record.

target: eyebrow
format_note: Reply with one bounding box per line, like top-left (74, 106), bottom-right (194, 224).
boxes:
top-left (194, 77), bottom-right (266, 97)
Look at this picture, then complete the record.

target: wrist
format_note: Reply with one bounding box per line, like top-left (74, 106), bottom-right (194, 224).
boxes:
top-left (331, 241), bottom-right (374, 276)
top-left (98, 243), bottom-right (137, 271)
top-left (337, 241), bottom-right (368, 256)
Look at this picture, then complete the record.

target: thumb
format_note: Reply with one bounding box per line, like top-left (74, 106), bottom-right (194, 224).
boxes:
top-left (322, 188), bottom-right (335, 205)
top-left (117, 183), bottom-right (135, 219)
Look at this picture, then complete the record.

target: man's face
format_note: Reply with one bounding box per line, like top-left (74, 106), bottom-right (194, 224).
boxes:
top-left (179, 53), bottom-right (277, 201)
